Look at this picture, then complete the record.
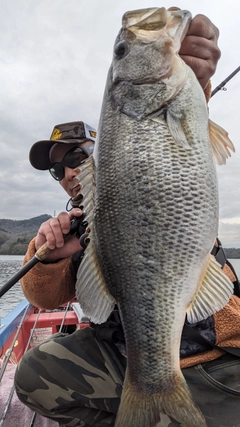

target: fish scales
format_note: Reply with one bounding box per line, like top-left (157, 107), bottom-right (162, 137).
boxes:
top-left (96, 99), bottom-right (216, 377)
top-left (76, 7), bottom-right (234, 427)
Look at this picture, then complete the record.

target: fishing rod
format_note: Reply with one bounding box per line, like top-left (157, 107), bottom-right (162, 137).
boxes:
top-left (0, 215), bottom-right (88, 299)
top-left (211, 65), bottom-right (240, 97)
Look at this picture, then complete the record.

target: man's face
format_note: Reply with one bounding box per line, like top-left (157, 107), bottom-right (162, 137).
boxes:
top-left (50, 141), bottom-right (93, 198)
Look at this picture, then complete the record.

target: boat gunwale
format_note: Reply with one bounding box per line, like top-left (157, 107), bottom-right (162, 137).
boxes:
top-left (0, 299), bottom-right (31, 348)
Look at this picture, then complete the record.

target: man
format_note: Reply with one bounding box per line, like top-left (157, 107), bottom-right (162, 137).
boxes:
top-left (18, 120), bottom-right (96, 309)
top-left (15, 13), bottom-right (240, 427)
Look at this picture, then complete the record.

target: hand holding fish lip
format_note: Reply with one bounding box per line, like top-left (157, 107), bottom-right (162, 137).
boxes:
top-left (178, 13), bottom-right (221, 89)
top-left (127, 7), bottom-right (220, 90)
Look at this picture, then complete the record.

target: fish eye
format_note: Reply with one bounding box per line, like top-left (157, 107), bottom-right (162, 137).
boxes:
top-left (114, 41), bottom-right (129, 59)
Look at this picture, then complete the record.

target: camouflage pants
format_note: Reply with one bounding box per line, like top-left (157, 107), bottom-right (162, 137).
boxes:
top-left (14, 327), bottom-right (240, 427)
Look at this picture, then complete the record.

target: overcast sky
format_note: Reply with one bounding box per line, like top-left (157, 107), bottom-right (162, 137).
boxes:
top-left (0, 0), bottom-right (239, 247)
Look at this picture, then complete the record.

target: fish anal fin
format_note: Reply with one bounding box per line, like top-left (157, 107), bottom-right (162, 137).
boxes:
top-left (209, 119), bottom-right (235, 165)
top-left (76, 239), bottom-right (115, 324)
top-left (187, 254), bottom-right (234, 324)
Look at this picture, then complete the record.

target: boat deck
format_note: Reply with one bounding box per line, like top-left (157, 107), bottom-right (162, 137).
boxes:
top-left (0, 298), bottom-right (89, 426)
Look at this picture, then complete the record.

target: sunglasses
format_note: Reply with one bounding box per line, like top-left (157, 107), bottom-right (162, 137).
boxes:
top-left (49, 147), bottom-right (87, 181)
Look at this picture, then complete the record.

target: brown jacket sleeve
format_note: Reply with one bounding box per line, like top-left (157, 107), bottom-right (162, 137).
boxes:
top-left (20, 238), bottom-right (76, 309)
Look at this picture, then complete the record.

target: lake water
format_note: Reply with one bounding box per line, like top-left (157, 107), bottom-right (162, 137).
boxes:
top-left (1, 255), bottom-right (240, 319)
top-left (0, 255), bottom-right (24, 319)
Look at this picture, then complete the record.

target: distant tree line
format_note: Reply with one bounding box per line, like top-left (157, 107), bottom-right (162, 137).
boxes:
top-left (0, 215), bottom-right (51, 255)
top-left (224, 248), bottom-right (240, 259)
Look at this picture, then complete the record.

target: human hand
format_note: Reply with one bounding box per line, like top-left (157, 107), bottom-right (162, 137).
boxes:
top-left (35, 208), bottom-right (84, 262)
top-left (169, 8), bottom-right (221, 89)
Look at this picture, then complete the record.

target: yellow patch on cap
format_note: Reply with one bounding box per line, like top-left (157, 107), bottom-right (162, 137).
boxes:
top-left (89, 130), bottom-right (97, 138)
top-left (51, 127), bottom-right (63, 140)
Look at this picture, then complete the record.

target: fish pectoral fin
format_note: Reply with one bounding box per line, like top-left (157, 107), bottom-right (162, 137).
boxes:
top-left (186, 254), bottom-right (234, 323)
top-left (76, 241), bottom-right (115, 324)
top-left (209, 119), bottom-right (235, 165)
top-left (166, 110), bottom-right (191, 149)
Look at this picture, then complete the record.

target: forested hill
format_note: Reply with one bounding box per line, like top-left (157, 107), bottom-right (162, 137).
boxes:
top-left (0, 215), bottom-right (51, 255)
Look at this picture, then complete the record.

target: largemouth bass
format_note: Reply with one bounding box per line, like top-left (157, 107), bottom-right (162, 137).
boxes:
top-left (76, 7), bottom-right (234, 427)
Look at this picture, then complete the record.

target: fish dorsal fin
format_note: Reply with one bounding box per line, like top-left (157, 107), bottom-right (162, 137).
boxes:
top-left (75, 157), bottom-right (115, 324)
top-left (186, 254), bottom-right (233, 324)
top-left (209, 119), bottom-right (235, 165)
top-left (166, 110), bottom-right (191, 149)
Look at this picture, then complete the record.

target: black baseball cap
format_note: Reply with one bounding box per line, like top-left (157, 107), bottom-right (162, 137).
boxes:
top-left (29, 121), bottom-right (97, 170)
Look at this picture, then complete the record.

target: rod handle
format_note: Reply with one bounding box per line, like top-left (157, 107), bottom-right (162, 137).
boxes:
top-left (35, 242), bottom-right (53, 261)
top-left (34, 215), bottom-right (88, 261)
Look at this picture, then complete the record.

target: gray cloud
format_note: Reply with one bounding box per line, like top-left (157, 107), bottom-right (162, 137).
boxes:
top-left (1, 0), bottom-right (240, 247)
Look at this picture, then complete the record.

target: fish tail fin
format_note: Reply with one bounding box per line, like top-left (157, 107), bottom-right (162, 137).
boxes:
top-left (115, 375), bottom-right (207, 427)
top-left (115, 377), bottom-right (159, 427)
top-left (160, 376), bottom-right (207, 427)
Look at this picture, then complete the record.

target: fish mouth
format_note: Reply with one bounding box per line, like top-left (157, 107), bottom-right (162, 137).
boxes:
top-left (122, 8), bottom-right (192, 50)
